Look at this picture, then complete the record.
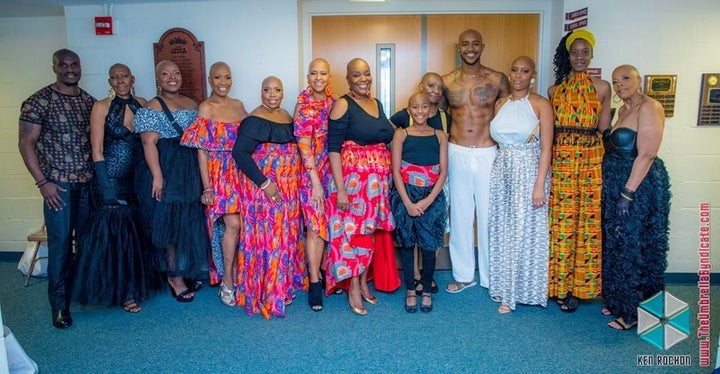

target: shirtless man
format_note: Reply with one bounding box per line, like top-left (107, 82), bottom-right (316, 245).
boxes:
top-left (443, 29), bottom-right (510, 293)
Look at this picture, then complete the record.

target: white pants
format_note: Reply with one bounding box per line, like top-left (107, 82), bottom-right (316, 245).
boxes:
top-left (447, 143), bottom-right (496, 288)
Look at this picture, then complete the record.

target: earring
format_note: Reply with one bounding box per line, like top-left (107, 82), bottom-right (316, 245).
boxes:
top-left (612, 93), bottom-right (621, 103)
top-left (306, 85), bottom-right (314, 95)
top-left (325, 85), bottom-right (333, 97)
top-left (530, 78), bottom-right (535, 88)
top-left (131, 86), bottom-right (136, 97)
top-left (108, 87), bottom-right (116, 99)
top-left (156, 85), bottom-right (162, 95)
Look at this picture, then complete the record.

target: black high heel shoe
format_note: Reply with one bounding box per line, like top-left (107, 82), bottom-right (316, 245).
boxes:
top-left (320, 268), bottom-right (343, 295)
top-left (169, 281), bottom-right (194, 303)
top-left (308, 281), bottom-right (323, 312)
top-left (319, 268), bottom-right (327, 290)
top-left (171, 287), bottom-right (194, 303)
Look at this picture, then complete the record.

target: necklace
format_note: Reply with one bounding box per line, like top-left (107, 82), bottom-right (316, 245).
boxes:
top-left (261, 103), bottom-right (278, 112)
top-left (348, 91), bottom-right (369, 101)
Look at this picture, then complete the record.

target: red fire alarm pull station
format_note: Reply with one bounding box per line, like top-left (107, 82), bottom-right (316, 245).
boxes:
top-left (95, 16), bottom-right (113, 35)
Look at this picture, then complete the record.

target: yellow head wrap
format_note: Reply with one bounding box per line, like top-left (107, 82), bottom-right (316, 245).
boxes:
top-left (565, 29), bottom-right (596, 51)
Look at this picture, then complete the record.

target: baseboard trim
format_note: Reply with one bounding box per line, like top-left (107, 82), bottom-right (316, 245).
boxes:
top-left (1, 249), bottom-right (717, 284)
top-left (0, 252), bottom-right (22, 262)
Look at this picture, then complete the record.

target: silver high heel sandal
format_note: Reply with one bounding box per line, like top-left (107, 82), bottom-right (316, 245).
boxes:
top-left (219, 283), bottom-right (236, 306)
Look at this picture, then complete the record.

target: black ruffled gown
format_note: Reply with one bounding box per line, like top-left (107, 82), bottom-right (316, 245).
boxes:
top-left (73, 96), bottom-right (157, 306)
top-left (601, 127), bottom-right (671, 324)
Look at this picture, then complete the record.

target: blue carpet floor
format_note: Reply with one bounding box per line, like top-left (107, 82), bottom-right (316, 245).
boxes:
top-left (0, 261), bottom-right (717, 373)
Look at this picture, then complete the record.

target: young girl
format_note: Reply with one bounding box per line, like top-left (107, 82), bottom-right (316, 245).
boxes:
top-left (390, 72), bottom-right (451, 295)
top-left (390, 92), bottom-right (448, 313)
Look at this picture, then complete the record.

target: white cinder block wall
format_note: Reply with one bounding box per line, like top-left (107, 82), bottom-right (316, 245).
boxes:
top-left (0, 0), bottom-right (718, 275)
top-left (0, 16), bottom-right (67, 251)
top-left (562, 0), bottom-right (720, 273)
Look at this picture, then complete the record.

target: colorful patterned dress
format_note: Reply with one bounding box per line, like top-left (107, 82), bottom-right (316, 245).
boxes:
top-left (293, 88), bottom-right (335, 239)
top-left (548, 72), bottom-right (603, 300)
top-left (326, 142), bottom-right (395, 292)
top-left (325, 95), bottom-right (397, 294)
top-left (181, 117), bottom-right (242, 286)
top-left (232, 116), bottom-right (306, 318)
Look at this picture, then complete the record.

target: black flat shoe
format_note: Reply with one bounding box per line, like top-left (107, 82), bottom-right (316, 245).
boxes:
top-left (52, 309), bottom-right (72, 329)
top-left (415, 278), bottom-right (440, 295)
top-left (559, 295), bottom-right (579, 313)
top-left (405, 290), bottom-right (418, 313)
top-left (420, 292), bottom-right (433, 313)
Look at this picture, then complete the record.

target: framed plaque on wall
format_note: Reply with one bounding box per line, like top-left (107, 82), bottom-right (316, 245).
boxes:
top-left (153, 28), bottom-right (207, 103)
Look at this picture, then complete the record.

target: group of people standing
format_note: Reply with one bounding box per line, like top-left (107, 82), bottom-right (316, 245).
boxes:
top-left (19, 27), bottom-right (670, 330)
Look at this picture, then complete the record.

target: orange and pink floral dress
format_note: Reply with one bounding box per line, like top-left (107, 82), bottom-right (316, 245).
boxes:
top-left (232, 116), bottom-right (307, 318)
top-left (181, 117), bottom-right (243, 286)
top-left (293, 88), bottom-right (335, 239)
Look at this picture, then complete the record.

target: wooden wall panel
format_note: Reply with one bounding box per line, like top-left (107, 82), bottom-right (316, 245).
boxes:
top-left (426, 14), bottom-right (539, 92)
top-left (312, 15), bottom-right (422, 114)
top-left (313, 14), bottom-right (540, 111)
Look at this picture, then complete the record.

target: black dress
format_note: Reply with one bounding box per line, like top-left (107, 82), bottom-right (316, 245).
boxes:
top-left (133, 106), bottom-right (208, 279)
top-left (73, 96), bottom-right (156, 306)
top-left (601, 127), bottom-right (671, 324)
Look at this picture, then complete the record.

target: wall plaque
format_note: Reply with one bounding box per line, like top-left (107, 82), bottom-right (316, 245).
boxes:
top-left (698, 73), bottom-right (720, 126)
top-left (153, 28), bottom-right (206, 103)
top-left (644, 74), bottom-right (677, 117)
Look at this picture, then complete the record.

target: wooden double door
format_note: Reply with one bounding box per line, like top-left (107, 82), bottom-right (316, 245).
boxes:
top-left (312, 14), bottom-right (539, 114)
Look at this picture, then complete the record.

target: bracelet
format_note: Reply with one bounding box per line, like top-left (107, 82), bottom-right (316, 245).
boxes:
top-left (621, 187), bottom-right (636, 201)
top-left (305, 164), bottom-right (317, 171)
top-left (620, 193), bottom-right (633, 201)
top-left (259, 180), bottom-right (271, 190)
top-left (35, 178), bottom-right (47, 186)
top-left (203, 188), bottom-right (213, 194)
